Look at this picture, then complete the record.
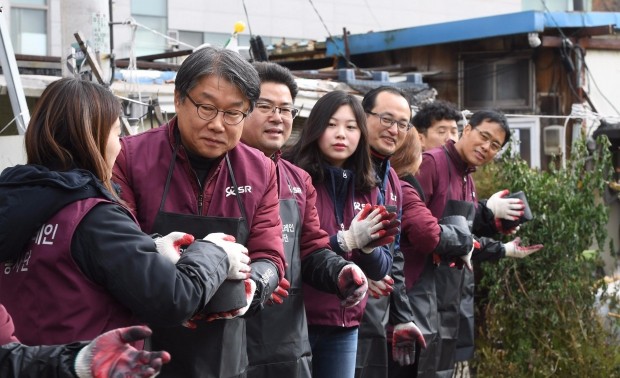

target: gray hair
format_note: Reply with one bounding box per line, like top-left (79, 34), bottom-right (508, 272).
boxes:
top-left (175, 46), bottom-right (260, 111)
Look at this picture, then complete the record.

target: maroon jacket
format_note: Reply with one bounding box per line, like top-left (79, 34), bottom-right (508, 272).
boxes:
top-left (113, 118), bottom-right (285, 278)
top-left (303, 167), bottom-right (383, 328)
top-left (399, 178), bottom-right (441, 289)
top-left (0, 198), bottom-right (136, 346)
top-left (416, 139), bottom-right (478, 218)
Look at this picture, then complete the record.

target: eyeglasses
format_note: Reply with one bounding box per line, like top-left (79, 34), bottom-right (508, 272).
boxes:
top-left (255, 102), bottom-right (299, 120)
top-left (472, 127), bottom-right (503, 152)
top-left (367, 111), bottom-right (412, 132)
top-left (184, 92), bottom-right (248, 125)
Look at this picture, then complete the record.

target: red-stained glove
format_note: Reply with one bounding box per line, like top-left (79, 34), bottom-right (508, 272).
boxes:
top-left (504, 237), bottom-right (544, 258)
top-left (337, 264), bottom-right (368, 307)
top-left (453, 239), bottom-right (480, 271)
top-left (367, 275), bottom-right (394, 299)
top-left (154, 232), bottom-right (195, 264)
top-left (392, 322), bottom-right (426, 366)
top-left (204, 233), bottom-right (252, 280)
top-left (486, 189), bottom-right (524, 221)
top-left (337, 204), bottom-right (391, 253)
top-left (267, 277), bottom-right (290, 305)
top-left (361, 210), bottom-right (401, 253)
top-left (74, 325), bottom-right (170, 378)
top-left (204, 278), bottom-right (256, 322)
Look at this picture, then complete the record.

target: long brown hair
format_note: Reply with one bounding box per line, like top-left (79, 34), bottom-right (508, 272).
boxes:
top-left (391, 127), bottom-right (423, 178)
top-left (25, 78), bottom-right (121, 194)
top-left (283, 91), bottom-right (376, 191)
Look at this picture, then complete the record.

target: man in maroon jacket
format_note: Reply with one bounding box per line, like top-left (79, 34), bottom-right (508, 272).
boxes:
top-left (113, 47), bottom-right (286, 378)
top-left (241, 61), bottom-right (369, 378)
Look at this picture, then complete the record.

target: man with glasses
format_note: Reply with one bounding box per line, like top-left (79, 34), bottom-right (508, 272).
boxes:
top-left (113, 47), bottom-right (286, 378)
top-left (241, 61), bottom-right (370, 378)
top-left (355, 86), bottom-right (426, 378)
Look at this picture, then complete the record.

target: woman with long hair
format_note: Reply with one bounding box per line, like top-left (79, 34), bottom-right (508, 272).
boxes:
top-left (284, 90), bottom-right (396, 378)
top-left (0, 78), bottom-right (250, 354)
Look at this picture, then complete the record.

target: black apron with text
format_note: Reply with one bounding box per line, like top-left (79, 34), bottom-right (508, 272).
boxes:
top-left (246, 193), bottom-right (312, 378)
top-left (434, 146), bottom-right (476, 378)
top-left (149, 146), bottom-right (250, 378)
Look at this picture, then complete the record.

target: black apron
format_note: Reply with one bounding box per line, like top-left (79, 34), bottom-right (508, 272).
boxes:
top-left (454, 268), bottom-right (475, 362)
top-left (355, 203), bottom-right (397, 378)
top-left (434, 146), bottom-right (475, 378)
top-left (149, 141), bottom-right (250, 378)
top-left (245, 171), bottom-right (312, 378)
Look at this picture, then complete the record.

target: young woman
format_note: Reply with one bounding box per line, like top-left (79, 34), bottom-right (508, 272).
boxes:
top-left (284, 90), bottom-right (395, 378)
top-left (0, 78), bottom-right (250, 349)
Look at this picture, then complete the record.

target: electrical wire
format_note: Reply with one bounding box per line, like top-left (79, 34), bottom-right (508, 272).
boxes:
top-left (241, 0), bottom-right (254, 38)
top-left (306, 0), bottom-right (358, 69)
top-left (363, 0), bottom-right (382, 30)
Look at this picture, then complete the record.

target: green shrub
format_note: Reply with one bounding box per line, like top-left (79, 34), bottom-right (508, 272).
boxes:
top-left (472, 137), bottom-right (620, 377)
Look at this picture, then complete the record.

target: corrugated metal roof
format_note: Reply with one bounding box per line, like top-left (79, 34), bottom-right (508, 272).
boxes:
top-left (326, 10), bottom-right (620, 56)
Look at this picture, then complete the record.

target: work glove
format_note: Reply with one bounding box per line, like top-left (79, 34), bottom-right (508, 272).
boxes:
top-left (486, 189), bottom-right (524, 221)
top-left (74, 325), bottom-right (170, 378)
top-left (204, 233), bottom-right (251, 280)
top-left (361, 211), bottom-right (401, 253)
top-left (392, 322), bottom-right (427, 366)
top-left (367, 275), bottom-right (394, 299)
top-left (337, 204), bottom-right (393, 253)
top-left (267, 277), bottom-right (290, 305)
top-left (154, 232), bottom-right (195, 264)
top-left (504, 237), bottom-right (544, 258)
top-left (204, 278), bottom-right (257, 322)
top-left (337, 264), bottom-right (368, 307)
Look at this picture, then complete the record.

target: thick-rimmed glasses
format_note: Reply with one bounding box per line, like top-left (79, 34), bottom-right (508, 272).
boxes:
top-left (472, 127), bottom-right (503, 152)
top-left (185, 92), bottom-right (248, 125)
top-left (255, 102), bottom-right (299, 120)
top-left (367, 111), bottom-right (412, 132)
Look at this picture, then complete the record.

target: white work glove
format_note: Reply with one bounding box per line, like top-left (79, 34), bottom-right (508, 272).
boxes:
top-left (154, 232), bottom-right (195, 264)
top-left (504, 237), bottom-right (544, 258)
top-left (74, 325), bottom-right (170, 378)
top-left (457, 239), bottom-right (479, 272)
top-left (337, 204), bottom-right (389, 253)
top-left (486, 189), bottom-right (524, 221)
top-left (367, 275), bottom-right (394, 299)
top-left (392, 322), bottom-right (427, 366)
top-left (204, 233), bottom-right (251, 280)
top-left (337, 264), bottom-right (368, 307)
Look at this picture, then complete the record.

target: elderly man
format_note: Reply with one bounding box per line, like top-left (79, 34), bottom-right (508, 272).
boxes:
top-left (113, 47), bottom-right (286, 378)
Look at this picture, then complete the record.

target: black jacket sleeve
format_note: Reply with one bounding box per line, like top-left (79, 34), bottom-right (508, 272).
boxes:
top-left (473, 200), bottom-right (499, 237)
top-left (435, 216), bottom-right (474, 258)
top-left (0, 341), bottom-right (85, 377)
top-left (245, 259), bottom-right (281, 316)
top-left (389, 235), bottom-right (415, 325)
top-left (72, 203), bottom-right (230, 326)
top-left (301, 248), bottom-right (350, 294)
top-left (471, 237), bottom-right (506, 262)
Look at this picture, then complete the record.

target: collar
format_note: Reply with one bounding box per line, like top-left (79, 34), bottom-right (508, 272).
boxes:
top-left (444, 139), bottom-right (477, 175)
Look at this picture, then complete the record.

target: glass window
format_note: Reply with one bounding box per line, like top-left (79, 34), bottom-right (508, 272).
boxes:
top-left (179, 31), bottom-right (203, 49)
top-left (131, 0), bottom-right (166, 17)
top-left (11, 0), bottom-right (46, 5)
top-left (133, 15), bottom-right (167, 56)
top-left (10, 8), bottom-right (47, 55)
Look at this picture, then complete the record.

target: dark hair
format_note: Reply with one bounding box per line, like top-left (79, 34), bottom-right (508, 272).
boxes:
top-left (284, 90), bottom-right (376, 191)
top-left (412, 100), bottom-right (461, 134)
top-left (25, 78), bottom-right (121, 194)
top-left (391, 127), bottom-right (423, 178)
top-left (361, 85), bottom-right (411, 113)
top-left (252, 61), bottom-right (298, 101)
top-left (469, 110), bottom-right (511, 146)
top-left (175, 46), bottom-right (260, 111)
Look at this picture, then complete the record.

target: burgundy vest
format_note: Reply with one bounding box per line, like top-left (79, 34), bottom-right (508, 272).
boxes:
top-left (0, 198), bottom-right (137, 345)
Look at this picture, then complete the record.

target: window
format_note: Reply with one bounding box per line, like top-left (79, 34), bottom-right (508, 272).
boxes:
top-left (131, 0), bottom-right (167, 56)
top-left (460, 55), bottom-right (534, 111)
top-left (501, 117), bottom-right (541, 169)
top-left (10, 0), bottom-right (48, 55)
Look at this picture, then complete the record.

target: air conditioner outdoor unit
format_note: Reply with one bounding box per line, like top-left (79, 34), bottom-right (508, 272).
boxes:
top-left (543, 125), bottom-right (565, 156)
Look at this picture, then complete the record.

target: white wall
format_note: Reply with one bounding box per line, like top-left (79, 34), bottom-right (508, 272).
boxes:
top-left (584, 50), bottom-right (620, 121)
